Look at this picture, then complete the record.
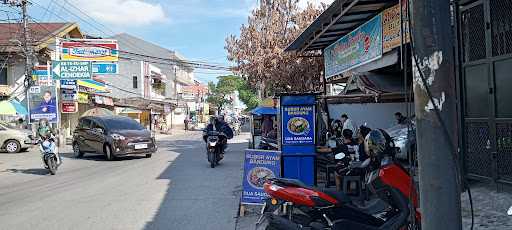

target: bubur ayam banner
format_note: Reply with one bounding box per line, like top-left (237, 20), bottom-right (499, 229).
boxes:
top-left (282, 104), bottom-right (315, 145)
top-left (241, 149), bottom-right (281, 205)
top-left (61, 40), bottom-right (119, 62)
top-left (324, 14), bottom-right (382, 79)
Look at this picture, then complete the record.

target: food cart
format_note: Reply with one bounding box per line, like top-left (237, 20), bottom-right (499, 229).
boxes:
top-left (249, 105), bottom-right (277, 149)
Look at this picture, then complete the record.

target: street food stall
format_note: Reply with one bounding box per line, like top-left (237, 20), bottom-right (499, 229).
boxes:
top-left (249, 105), bottom-right (277, 149)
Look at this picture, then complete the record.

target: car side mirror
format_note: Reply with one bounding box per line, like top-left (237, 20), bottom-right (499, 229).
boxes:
top-left (93, 128), bottom-right (104, 134)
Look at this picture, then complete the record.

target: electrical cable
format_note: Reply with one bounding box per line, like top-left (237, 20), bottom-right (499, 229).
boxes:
top-left (405, 0), bottom-right (474, 229)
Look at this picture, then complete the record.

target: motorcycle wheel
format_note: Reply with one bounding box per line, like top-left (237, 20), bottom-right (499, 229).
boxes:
top-left (47, 157), bottom-right (57, 175)
top-left (208, 151), bottom-right (215, 168)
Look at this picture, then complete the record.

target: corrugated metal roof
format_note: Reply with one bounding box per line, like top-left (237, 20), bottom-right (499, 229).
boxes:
top-left (286, 0), bottom-right (396, 52)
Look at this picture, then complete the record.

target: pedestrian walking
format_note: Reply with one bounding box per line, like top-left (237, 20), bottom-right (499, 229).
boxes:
top-left (184, 118), bottom-right (189, 131)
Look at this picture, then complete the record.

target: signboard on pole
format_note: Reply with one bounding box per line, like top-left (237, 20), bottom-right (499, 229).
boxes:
top-left (324, 14), bottom-right (383, 79)
top-left (32, 65), bottom-right (53, 86)
top-left (52, 61), bottom-right (92, 80)
top-left (62, 101), bottom-right (78, 113)
top-left (241, 149), bottom-right (281, 205)
top-left (77, 92), bottom-right (89, 104)
top-left (92, 62), bottom-right (118, 74)
top-left (28, 86), bottom-right (58, 124)
top-left (61, 40), bottom-right (119, 62)
top-left (382, 1), bottom-right (410, 53)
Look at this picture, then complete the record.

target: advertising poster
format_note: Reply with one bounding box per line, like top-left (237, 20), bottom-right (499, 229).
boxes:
top-left (61, 40), bottom-right (119, 62)
top-left (282, 105), bottom-right (315, 145)
top-left (32, 65), bottom-right (53, 86)
top-left (28, 86), bottom-right (58, 124)
top-left (324, 14), bottom-right (382, 79)
top-left (382, 1), bottom-right (410, 53)
top-left (241, 149), bottom-right (281, 205)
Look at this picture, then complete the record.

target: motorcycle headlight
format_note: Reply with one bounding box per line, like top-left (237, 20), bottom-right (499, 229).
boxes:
top-left (209, 142), bottom-right (217, 146)
top-left (111, 133), bottom-right (126, 140)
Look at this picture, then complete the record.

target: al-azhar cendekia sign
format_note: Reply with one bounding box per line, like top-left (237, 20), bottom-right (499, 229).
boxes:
top-left (52, 61), bottom-right (92, 80)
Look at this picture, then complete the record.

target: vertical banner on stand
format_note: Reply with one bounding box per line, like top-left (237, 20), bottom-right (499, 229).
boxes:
top-left (241, 149), bottom-right (281, 205)
top-left (28, 86), bottom-right (58, 124)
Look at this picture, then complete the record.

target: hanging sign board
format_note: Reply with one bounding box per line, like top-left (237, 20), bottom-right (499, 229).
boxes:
top-left (77, 92), bottom-right (89, 104)
top-left (61, 40), bottom-right (119, 62)
top-left (92, 62), bottom-right (118, 74)
top-left (28, 86), bottom-right (58, 124)
top-left (324, 14), bottom-right (383, 79)
top-left (52, 61), bottom-right (93, 80)
top-left (62, 101), bottom-right (78, 113)
top-left (382, 1), bottom-right (410, 53)
top-left (32, 65), bottom-right (53, 86)
top-left (241, 149), bottom-right (281, 205)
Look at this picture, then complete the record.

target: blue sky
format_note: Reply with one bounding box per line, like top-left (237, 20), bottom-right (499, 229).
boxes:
top-left (10, 0), bottom-right (332, 83)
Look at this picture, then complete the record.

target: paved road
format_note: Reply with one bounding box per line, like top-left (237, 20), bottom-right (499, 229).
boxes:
top-left (0, 131), bottom-right (248, 230)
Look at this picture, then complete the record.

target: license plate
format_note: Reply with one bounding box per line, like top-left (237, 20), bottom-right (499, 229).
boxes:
top-left (134, 144), bottom-right (148, 149)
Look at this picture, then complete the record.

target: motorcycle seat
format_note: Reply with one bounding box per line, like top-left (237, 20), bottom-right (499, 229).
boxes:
top-left (320, 188), bottom-right (351, 204)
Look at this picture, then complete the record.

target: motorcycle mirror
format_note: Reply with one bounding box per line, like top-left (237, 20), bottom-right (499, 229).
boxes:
top-left (335, 153), bottom-right (345, 160)
top-left (508, 206), bottom-right (512, 216)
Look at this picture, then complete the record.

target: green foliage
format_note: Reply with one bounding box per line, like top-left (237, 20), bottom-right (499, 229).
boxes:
top-left (207, 75), bottom-right (259, 111)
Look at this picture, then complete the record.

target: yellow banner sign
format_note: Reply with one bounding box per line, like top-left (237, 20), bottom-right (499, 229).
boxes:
top-left (77, 92), bottom-right (89, 104)
top-left (382, 2), bottom-right (410, 53)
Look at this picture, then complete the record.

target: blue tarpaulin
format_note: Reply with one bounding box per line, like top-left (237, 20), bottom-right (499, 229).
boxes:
top-left (250, 106), bottom-right (277, 116)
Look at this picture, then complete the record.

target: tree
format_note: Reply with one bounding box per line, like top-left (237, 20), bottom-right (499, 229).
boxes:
top-left (225, 0), bottom-right (326, 95)
top-left (207, 75), bottom-right (260, 112)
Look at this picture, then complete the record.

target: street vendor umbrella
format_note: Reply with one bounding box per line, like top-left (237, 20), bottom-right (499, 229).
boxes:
top-left (81, 108), bottom-right (115, 117)
top-left (0, 99), bottom-right (28, 116)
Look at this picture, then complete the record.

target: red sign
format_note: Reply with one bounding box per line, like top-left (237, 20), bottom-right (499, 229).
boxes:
top-left (61, 39), bottom-right (118, 61)
top-left (62, 101), bottom-right (78, 113)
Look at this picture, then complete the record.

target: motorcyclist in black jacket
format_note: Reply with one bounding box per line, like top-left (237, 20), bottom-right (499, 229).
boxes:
top-left (203, 116), bottom-right (233, 156)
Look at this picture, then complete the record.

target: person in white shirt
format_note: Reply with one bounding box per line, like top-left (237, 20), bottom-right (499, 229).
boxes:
top-left (341, 114), bottom-right (357, 138)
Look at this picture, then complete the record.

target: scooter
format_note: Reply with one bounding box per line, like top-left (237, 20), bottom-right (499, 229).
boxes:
top-left (37, 135), bottom-right (60, 175)
top-left (258, 153), bottom-right (420, 230)
top-left (259, 137), bottom-right (279, 150)
top-left (205, 131), bottom-right (226, 168)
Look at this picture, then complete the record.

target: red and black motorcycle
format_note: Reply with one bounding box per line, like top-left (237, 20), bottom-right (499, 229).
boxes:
top-left (258, 154), bottom-right (420, 230)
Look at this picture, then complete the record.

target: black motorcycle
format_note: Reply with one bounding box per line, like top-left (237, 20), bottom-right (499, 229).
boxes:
top-left (205, 131), bottom-right (226, 168)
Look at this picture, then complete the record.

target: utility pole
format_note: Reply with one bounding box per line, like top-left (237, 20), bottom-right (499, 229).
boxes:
top-left (411, 0), bottom-right (462, 230)
top-left (21, 0), bottom-right (32, 89)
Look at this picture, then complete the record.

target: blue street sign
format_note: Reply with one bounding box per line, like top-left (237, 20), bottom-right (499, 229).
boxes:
top-left (92, 62), bottom-right (118, 74)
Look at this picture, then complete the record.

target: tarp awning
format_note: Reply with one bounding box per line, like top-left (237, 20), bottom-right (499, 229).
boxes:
top-left (250, 106), bottom-right (277, 116)
top-left (78, 79), bottom-right (107, 92)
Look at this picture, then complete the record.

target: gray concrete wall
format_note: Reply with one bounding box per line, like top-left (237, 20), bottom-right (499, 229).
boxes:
top-left (327, 102), bottom-right (414, 130)
top-left (101, 59), bottom-right (144, 98)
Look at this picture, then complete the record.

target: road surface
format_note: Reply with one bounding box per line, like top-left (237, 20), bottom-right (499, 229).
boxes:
top-left (0, 131), bottom-right (248, 230)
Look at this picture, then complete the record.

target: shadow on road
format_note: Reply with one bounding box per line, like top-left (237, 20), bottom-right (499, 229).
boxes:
top-left (59, 151), bottom-right (148, 162)
top-left (143, 136), bottom-right (246, 230)
top-left (4, 168), bottom-right (49, 175)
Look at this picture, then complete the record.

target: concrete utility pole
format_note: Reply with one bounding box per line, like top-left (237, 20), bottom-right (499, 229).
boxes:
top-left (411, 0), bottom-right (462, 230)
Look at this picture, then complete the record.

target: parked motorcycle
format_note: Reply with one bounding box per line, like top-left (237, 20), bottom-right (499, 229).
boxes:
top-left (259, 137), bottom-right (278, 150)
top-left (37, 135), bottom-right (60, 175)
top-left (205, 131), bottom-right (226, 168)
top-left (258, 153), bottom-right (420, 230)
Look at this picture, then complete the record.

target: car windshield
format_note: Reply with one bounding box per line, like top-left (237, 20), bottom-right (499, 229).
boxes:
top-left (105, 118), bottom-right (144, 130)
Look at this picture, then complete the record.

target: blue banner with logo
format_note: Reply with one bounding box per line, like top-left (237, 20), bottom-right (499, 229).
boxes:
top-left (324, 14), bottom-right (382, 79)
top-left (282, 105), bottom-right (315, 145)
top-left (241, 149), bottom-right (281, 205)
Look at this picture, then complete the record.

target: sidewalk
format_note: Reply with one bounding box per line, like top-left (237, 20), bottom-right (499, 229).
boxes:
top-left (461, 182), bottom-right (512, 229)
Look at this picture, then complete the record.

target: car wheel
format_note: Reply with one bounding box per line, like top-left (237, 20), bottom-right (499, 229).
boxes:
top-left (73, 142), bottom-right (84, 158)
top-left (4, 140), bottom-right (21, 153)
top-left (145, 153), bottom-right (152, 158)
top-left (104, 145), bottom-right (115, 161)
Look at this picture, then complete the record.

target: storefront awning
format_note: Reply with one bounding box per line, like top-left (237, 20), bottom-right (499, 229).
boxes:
top-left (285, 0), bottom-right (395, 52)
top-left (78, 79), bottom-right (107, 92)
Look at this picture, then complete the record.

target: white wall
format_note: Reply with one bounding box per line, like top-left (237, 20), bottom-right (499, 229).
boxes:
top-left (328, 102), bottom-right (414, 130)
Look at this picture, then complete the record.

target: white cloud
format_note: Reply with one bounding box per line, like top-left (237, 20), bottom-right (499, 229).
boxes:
top-left (69, 0), bottom-right (168, 27)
